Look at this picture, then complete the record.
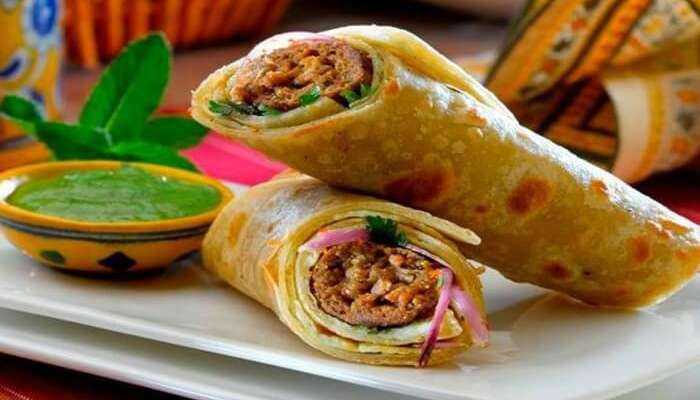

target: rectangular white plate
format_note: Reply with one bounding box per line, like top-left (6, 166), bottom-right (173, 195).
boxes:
top-left (0, 308), bottom-right (420, 400)
top-left (0, 232), bottom-right (699, 400)
top-left (1, 307), bottom-right (699, 400)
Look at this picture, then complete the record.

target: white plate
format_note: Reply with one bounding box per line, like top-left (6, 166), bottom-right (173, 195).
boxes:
top-left (0, 308), bottom-right (699, 400)
top-left (0, 233), bottom-right (698, 400)
top-left (0, 308), bottom-right (419, 400)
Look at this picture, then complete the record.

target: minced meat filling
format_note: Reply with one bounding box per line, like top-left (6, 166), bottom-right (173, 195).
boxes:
top-left (310, 241), bottom-right (441, 328)
top-left (230, 39), bottom-right (372, 111)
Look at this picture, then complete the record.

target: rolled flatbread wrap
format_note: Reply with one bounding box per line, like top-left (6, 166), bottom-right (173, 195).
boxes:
top-left (192, 25), bottom-right (700, 308)
top-left (202, 173), bottom-right (487, 367)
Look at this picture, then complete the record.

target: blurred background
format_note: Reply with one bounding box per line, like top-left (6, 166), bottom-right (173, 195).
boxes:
top-left (59, 0), bottom-right (516, 116)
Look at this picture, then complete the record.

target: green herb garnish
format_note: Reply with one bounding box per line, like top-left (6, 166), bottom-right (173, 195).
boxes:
top-left (360, 83), bottom-right (371, 98)
top-left (365, 215), bottom-right (408, 246)
top-left (257, 104), bottom-right (282, 116)
top-left (299, 86), bottom-right (321, 107)
top-left (340, 90), bottom-right (360, 105)
top-left (208, 100), bottom-right (234, 116)
top-left (208, 100), bottom-right (258, 116)
top-left (0, 33), bottom-right (206, 171)
top-left (340, 83), bottom-right (372, 107)
top-left (209, 100), bottom-right (281, 117)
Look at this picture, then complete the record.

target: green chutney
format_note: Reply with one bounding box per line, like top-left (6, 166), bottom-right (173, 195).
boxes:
top-left (7, 165), bottom-right (221, 222)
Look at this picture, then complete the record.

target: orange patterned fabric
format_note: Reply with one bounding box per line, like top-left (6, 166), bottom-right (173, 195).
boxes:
top-left (485, 0), bottom-right (700, 182)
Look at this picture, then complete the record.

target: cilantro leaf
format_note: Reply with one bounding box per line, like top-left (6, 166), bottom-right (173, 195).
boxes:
top-left (80, 33), bottom-right (171, 142)
top-left (257, 104), bottom-right (282, 116)
top-left (340, 90), bottom-right (360, 105)
top-left (299, 86), bottom-right (321, 106)
top-left (208, 100), bottom-right (233, 116)
top-left (140, 116), bottom-right (208, 149)
top-left (365, 215), bottom-right (408, 246)
top-left (109, 140), bottom-right (198, 171)
top-left (209, 100), bottom-right (283, 117)
top-left (208, 100), bottom-right (260, 116)
top-left (360, 83), bottom-right (371, 98)
top-left (340, 84), bottom-right (373, 107)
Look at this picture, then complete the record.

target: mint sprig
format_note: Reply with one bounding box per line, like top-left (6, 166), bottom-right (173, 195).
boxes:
top-left (365, 215), bottom-right (408, 246)
top-left (0, 33), bottom-right (206, 171)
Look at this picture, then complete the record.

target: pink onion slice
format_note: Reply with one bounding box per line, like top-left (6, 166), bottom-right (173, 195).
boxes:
top-left (248, 32), bottom-right (334, 58)
top-left (450, 285), bottom-right (489, 346)
top-left (418, 268), bottom-right (453, 367)
top-left (300, 227), bottom-right (369, 252)
top-left (404, 244), bottom-right (451, 268)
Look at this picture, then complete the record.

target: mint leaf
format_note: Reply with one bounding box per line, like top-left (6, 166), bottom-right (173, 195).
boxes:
top-left (33, 122), bottom-right (110, 160)
top-left (80, 33), bottom-right (170, 142)
top-left (0, 95), bottom-right (43, 123)
top-left (140, 116), bottom-right (208, 149)
top-left (109, 140), bottom-right (198, 171)
top-left (0, 95), bottom-right (45, 134)
top-left (299, 86), bottom-right (321, 106)
top-left (365, 216), bottom-right (408, 246)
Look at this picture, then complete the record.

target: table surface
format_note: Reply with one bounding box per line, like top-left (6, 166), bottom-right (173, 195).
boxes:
top-left (3, 0), bottom-right (698, 399)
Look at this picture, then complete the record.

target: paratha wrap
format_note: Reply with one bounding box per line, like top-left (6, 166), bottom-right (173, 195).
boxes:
top-left (192, 25), bottom-right (700, 308)
top-left (202, 173), bottom-right (487, 366)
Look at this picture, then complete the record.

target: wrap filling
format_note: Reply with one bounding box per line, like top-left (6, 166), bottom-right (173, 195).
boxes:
top-left (311, 241), bottom-right (441, 328)
top-left (230, 38), bottom-right (373, 111)
top-left (298, 216), bottom-right (487, 367)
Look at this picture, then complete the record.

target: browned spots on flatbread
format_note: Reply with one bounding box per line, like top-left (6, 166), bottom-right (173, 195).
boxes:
top-left (543, 262), bottom-right (572, 280)
top-left (384, 167), bottom-right (454, 205)
top-left (614, 286), bottom-right (630, 298)
top-left (508, 178), bottom-right (553, 215)
top-left (474, 204), bottom-right (491, 214)
top-left (628, 236), bottom-right (651, 264)
top-left (227, 212), bottom-right (248, 245)
top-left (590, 179), bottom-right (608, 197)
top-left (384, 79), bottom-right (400, 96)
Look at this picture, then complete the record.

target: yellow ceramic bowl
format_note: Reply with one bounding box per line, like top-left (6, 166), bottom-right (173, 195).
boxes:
top-left (0, 161), bottom-right (233, 275)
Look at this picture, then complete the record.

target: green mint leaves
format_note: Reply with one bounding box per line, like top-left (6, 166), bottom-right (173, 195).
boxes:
top-left (0, 33), bottom-right (207, 171)
top-left (299, 86), bottom-right (321, 107)
top-left (365, 215), bottom-right (408, 247)
top-left (80, 33), bottom-right (170, 142)
top-left (208, 100), bottom-right (282, 117)
top-left (341, 84), bottom-right (372, 106)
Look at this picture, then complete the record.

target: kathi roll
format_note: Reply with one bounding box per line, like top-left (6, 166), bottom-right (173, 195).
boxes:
top-left (192, 25), bottom-right (700, 309)
top-left (202, 172), bottom-right (487, 367)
